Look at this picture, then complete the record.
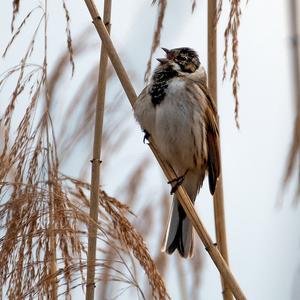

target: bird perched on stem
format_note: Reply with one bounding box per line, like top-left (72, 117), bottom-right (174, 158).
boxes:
top-left (134, 47), bottom-right (220, 258)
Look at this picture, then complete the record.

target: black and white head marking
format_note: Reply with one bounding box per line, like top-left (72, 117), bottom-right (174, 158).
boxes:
top-left (164, 47), bottom-right (200, 73)
top-left (149, 47), bottom-right (200, 106)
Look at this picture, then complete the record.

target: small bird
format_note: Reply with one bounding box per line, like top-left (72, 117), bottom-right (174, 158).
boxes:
top-left (134, 47), bottom-right (220, 258)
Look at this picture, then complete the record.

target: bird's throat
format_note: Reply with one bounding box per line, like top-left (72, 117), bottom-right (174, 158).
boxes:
top-left (149, 66), bottom-right (178, 106)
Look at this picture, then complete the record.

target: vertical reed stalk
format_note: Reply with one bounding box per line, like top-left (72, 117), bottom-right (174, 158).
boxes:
top-left (86, 1), bottom-right (112, 299)
top-left (208, 1), bottom-right (233, 299)
top-left (83, 1), bottom-right (246, 298)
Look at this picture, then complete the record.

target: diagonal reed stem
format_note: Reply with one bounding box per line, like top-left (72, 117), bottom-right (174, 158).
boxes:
top-left (86, 1), bottom-right (112, 299)
top-left (208, 1), bottom-right (233, 300)
top-left (83, 1), bottom-right (246, 299)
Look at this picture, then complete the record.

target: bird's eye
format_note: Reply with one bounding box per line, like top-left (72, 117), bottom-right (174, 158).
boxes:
top-left (180, 56), bottom-right (188, 62)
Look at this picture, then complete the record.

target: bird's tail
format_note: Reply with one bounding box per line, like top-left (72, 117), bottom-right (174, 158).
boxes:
top-left (163, 196), bottom-right (194, 257)
top-left (162, 171), bottom-right (203, 258)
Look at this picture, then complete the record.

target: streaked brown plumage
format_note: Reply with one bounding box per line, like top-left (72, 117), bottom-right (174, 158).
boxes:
top-left (134, 47), bottom-right (220, 258)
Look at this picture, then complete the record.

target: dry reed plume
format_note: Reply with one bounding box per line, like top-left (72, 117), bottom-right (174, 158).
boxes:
top-left (218, 0), bottom-right (242, 128)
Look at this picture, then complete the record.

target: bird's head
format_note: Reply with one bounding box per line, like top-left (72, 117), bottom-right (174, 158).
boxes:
top-left (157, 47), bottom-right (200, 73)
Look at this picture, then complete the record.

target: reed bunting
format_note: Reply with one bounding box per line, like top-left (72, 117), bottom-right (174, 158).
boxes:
top-left (134, 47), bottom-right (220, 258)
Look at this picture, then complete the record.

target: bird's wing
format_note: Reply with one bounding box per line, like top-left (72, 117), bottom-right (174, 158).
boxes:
top-left (188, 80), bottom-right (221, 195)
top-left (200, 82), bottom-right (220, 195)
top-left (206, 110), bottom-right (220, 195)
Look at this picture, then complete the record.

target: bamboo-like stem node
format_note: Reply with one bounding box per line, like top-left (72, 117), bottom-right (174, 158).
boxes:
top-left (90, 159), bottom-right (102, 164)
top-left (92, 16), bottom-right (101, 23)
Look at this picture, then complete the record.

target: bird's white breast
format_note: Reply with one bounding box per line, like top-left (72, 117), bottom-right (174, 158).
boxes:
top-left (154, 78), bottom-right (206, 173)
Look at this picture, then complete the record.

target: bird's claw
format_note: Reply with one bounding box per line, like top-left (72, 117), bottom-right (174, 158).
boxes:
top-left (143, 130), bottom-right (151, 144)
top-left (168, 175), bottom-right (185, 194)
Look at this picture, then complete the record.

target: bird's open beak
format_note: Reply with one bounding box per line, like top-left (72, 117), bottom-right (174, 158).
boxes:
top-left (156, 58), bottom-right (169, 64)
top-left (161, 47), bottom-right (170, 54)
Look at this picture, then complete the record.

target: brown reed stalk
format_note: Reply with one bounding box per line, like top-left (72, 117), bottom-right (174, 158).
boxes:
top-left (208, 1), bottom-right (233, 300)
top-left (83, 1), bottom-right (246, 298)
top-left (86, 1), bottom-right (112, 299)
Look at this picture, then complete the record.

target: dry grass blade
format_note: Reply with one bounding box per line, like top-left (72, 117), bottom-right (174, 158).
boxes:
top-left (217, 0), bottom-right (223, 22)
top-left (11, 0), bottom-right (21, 32)
top-left (3, 7), bottom-right (41, 58)
top-left (144, 0), bottom-right (167, 82)
top-left (0, 17), bottom-right (46, 184)
top-left (62, 0), bottom-right (75, 76)
top-left (222, 0), bottom-right (242, 128)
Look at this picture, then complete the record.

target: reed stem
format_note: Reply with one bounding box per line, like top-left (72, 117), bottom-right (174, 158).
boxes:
top-left (208, 1), bottom-right (233, 299)
top-left (86, 1), bottom-right (112, 299)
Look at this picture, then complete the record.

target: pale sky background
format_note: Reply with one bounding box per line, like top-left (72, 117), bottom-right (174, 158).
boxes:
top-left (1, 1), bottom-right (300, 300)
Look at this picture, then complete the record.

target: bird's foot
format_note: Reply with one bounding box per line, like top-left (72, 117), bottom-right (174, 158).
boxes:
top-left (143, 130), bottom-right (151, 144)
top-left (168, 175), bottom-right (185, 195)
